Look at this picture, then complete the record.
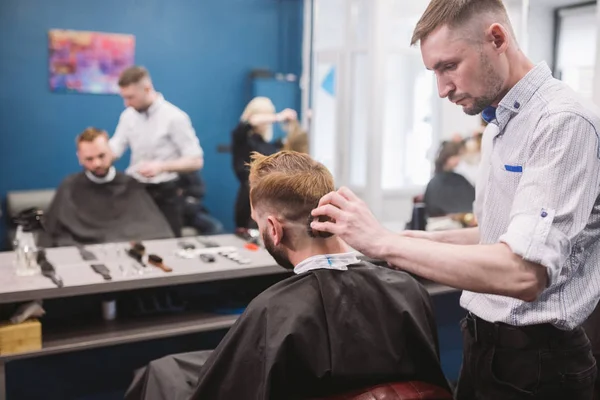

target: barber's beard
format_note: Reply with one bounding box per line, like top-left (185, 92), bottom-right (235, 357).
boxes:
top-left (462, 54), bottom-right (504, 116)
top-left (134, 103), bottom-right (151, 113)
top-left (134, 98), bottom-right (154, 113)
top-left (262, 231), bottom-right (295, 270)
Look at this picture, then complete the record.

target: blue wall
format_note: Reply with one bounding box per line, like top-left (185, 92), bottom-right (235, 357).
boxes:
top-left (0, 0), bottom-right (304, 239)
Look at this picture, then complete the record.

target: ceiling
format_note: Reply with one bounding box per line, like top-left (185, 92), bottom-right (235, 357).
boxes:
top-left (505, 0), bottom-right (595, 8)
top-left (529, 0), bottom-right (595, 8)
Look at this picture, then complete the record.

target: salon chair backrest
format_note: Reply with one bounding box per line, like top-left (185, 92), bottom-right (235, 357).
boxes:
top-left (4, 189), bottom-right (56, 248)
top-left (314, 381), bottom-right (453, 400)
top-left (6, 189), bottom-right (56, 222)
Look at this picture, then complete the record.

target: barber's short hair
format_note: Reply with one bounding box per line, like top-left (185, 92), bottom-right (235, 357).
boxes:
top-left (76, 127), bottom-right (108, 147)
top-left (118, 66), bottom-right (150, 87)
top-left (411, 0), bottom-right (510, 45)
top-left (249, 151), bottom-right (334, 222)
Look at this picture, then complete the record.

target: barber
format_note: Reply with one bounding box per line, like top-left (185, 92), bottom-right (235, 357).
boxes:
top-left (109, 66), bottom-right (203, 237)
top-left (311, 0), bottom-right (600, 399)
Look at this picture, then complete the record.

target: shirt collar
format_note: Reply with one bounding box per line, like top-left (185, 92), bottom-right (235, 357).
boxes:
top-left (85, 166), bottom-right (116, 184)
top-left (493, 62), bottom-right (552, 130)
top-left (293, 252), bottom-right (360, 275)
top-left (145, 93), bottom-right (165, 116)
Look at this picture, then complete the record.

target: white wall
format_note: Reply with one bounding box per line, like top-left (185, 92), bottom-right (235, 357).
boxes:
top-left (440, 101), bottom-right (482, 140)
top-left (527, 4), bottom-right (555, 67)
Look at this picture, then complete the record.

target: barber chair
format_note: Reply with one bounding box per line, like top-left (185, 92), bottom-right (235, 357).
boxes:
top-left (316, 381), bottom-right (453, 400)
top-left (5, 188), bottom-right (56, 248)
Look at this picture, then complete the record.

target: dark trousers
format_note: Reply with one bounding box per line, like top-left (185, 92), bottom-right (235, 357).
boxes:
top-left (582, 302), bottom-right (600, 400)
top-left (457, 313), bottom-right (596, 400)
top-left (145, 180), bottom-right (183, 237)
top-left (234, 181), bottom-right (251, 229)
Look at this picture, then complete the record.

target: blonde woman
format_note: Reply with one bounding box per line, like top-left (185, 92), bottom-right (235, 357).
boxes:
top-left (231, 97), bottom-right (297, 232)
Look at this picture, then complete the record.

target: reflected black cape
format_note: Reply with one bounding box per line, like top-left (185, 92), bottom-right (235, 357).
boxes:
top-left (424, 171), bottom-right (475, 217)
top-left (127, 261), bottom-right (450, 400)
top-left (39, 172), bottom-right (174, 247)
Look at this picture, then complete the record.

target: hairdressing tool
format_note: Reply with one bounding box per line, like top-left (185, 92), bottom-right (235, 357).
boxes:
top-left (77, 245), bottom-right (97, 261)
top-left (91, 264), bottom-right (112, 280)
top-left (131, 242), bottom-right (145, 254)
top-left (37, 250), bottom-right (64, 288)
top-left (148, 254), bottom-right (172, 272)
top-left (200, 253), bottom-right (215, 263)
top-left (244, 243), bottom-right (259, 251)
top-left (127, 242), bottom-right (146, 267)
top-left (178, 241), bottom-right (196, 250)
top-left (307, 215), bottom-right (334, 239)
top-left (197, 238), bottom-right (220, 248)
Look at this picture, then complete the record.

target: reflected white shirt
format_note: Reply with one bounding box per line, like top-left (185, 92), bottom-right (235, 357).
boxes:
top-left (109, 94), bottom-right (203, 184)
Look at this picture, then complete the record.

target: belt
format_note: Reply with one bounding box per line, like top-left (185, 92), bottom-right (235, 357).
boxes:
top-left (465, 312), bottom-right (580, 349)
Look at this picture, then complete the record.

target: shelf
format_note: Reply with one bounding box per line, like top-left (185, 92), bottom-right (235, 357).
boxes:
top-left (0, 279), bottom-right (457, 363)
top-left (0, 310), bottom-right (238, 362)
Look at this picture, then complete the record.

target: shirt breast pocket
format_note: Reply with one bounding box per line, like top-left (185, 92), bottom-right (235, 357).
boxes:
top-left (492, 162), bottom-right (524, 193)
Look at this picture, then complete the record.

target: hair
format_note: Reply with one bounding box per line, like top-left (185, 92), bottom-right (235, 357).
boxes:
top-left (249, 151), bottom-right (334, 223)
top-left (76, 127), bottom-right (109, 147)
top-left (435, 141), bottom-right (465, 173)
top-left (118, 66), bottom-right (150, 87)
top-left (411, 0), bottom-right (511, 46)
top-left (241, 97), bottom-right (276, 140)
top-left (241, 97), bottom-right (276, 122)
top-left (282, 120), bottom-right (309, 154)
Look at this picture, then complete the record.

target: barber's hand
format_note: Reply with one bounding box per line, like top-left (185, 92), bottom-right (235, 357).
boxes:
top-left (400, 230), bottom-right (433, 240)
top-left (277, 109), bottom-right (297, 122)
top-left (137, 161), bottom-right (164, 178)
top-left (310, 187), bottom-right (393, 259)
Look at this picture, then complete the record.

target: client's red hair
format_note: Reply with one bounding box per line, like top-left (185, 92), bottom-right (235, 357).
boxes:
top-left (249, 151), bottom-right (334, 222)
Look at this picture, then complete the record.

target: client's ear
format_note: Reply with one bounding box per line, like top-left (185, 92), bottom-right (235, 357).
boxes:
top-left (267, 215), bottom-right (284, 246)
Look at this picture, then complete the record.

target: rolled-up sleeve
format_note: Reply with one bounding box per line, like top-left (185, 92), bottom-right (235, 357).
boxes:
top-left (109, 111), bottom-right (130, 159)
top-left (171, 113), bottom-right (203, 158)
top-left (499, 112), bottom-right (600, 285)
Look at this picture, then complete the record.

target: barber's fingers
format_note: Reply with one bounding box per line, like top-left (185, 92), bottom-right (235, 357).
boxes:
top-left (314, 191), bottom-right (350, 210)
top-left (310, 220), bottom-right (339, 235)
top-left (337, 186), bottom-right (361, 203)
top-left (311, 204), bottom-right (342, 221)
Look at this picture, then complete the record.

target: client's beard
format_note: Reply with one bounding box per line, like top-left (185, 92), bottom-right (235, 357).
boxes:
top-left (90, 167), bottom-right (110, 178)
top-left (262, 232), bottom-right (295, 270)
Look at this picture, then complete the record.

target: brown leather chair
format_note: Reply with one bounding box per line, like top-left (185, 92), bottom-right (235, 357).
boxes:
top-left (315, 381), bottom-right (453, 400)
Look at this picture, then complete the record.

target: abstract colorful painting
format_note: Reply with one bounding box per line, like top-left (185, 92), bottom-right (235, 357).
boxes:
top-left (49, 29), bottom-right (135, 94)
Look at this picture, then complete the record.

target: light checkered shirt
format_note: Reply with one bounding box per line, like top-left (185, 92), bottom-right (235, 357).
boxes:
top-left (461, 62), bottom-right (600, 330)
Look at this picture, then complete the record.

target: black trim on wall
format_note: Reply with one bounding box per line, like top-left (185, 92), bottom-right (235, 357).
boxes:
top-left (551, 0), bottom-right (597, 78)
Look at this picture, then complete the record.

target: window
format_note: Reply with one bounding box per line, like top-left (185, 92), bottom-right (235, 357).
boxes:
top-left (307, 0), bottom-right (440, 218)
top-left (313, 0), bottom-right (345, 51)
top-left (349, 53), bottom-right (368, 187)
top-left (381, 53), bottom-right (435, 189)
top-left (555, 4), bottom-right (598, 99)
top-left (311, 60), bottom-right (338, 180)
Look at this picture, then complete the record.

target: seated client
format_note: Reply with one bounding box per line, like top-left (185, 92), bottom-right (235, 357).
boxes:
top-left (39, 127), bottom-right (174, 247)
top-left (126, 151), bottom-right (449, 399)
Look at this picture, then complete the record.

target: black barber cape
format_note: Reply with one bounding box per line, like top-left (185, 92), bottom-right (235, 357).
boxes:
top-left (39, 172), bottom-right (174, 247)
top-left (424, 171), bottom-right (475, 217)
top-left (126, 261), bottom-right (449, 400)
